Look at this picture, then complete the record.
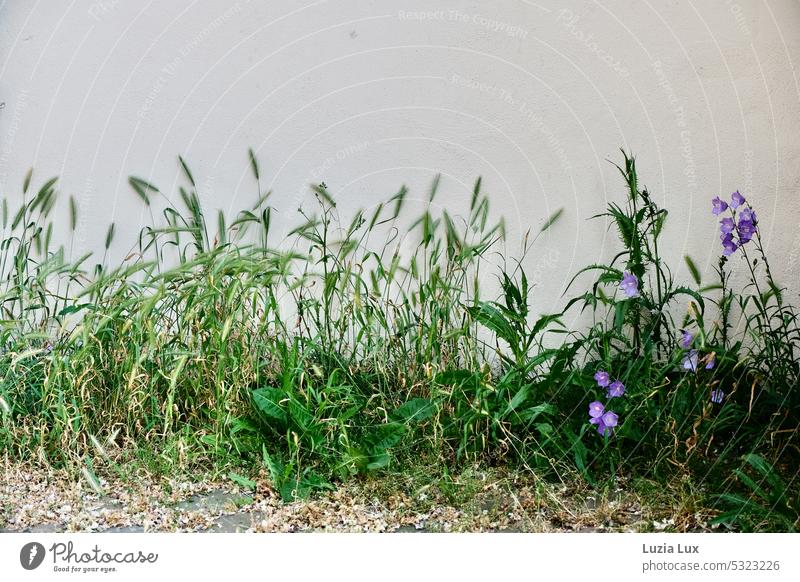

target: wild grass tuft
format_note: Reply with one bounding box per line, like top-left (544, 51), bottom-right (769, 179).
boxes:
top-left (0, 151), bottom-right (797, 529)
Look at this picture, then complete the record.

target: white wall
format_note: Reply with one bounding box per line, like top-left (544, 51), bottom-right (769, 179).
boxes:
top-left (1, 0), bottom-right (799, 319)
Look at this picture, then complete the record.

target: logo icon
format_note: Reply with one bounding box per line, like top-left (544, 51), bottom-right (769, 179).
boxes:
top-left (20, 542), bottom-right (46, 570)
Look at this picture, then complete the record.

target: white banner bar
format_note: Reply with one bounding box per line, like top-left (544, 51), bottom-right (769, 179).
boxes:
top-left (1, 533), bottom-right (797, 581)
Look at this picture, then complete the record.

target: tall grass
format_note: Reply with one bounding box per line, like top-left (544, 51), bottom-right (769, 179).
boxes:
top-left (0, 151), bottom-right (797, 527)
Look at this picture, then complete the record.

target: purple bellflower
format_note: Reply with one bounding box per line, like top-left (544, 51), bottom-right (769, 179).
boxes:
top-left (619, 272), bottom-right (640, 298)
top-left (720, 217), bottom-right (735, 234)
top-left (589, 401), bottom-right (605, 419)
top-left (682, 349), bottom-right (699, 372)
top-left (737, 217), bottom-right (756, 244)
top-left (739, 207), bottom-right (756, 223)
top-left (680, 330), bottom-right (694, 349)
top-left (721, 233), bottom-right (738, 256)
top-left (594, 370), bottom-right (610, 387)
top-left (711, 196), bottom-right (728, 215)
top-left (607, 380), bottom-right (625, 398)
top-left (712, 191), bottom-right (759, 256)
top-left (589, 401), bottom-right (618, 436)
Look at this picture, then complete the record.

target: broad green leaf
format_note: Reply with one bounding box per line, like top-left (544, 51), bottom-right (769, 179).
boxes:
top-left (252, 388), bottom-right (287, 423)
top-left (393, 398), bottom-right (436, 423)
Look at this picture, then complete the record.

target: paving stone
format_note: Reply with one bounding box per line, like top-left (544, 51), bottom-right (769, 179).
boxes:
top-left (175, 490), bottom-right (241, 513)
top-left (207, 512), bottom-right (257, 533)
top-left (493, 526), bottom-right (525, 533)
top-left (106, 526), bottom-right (145, 533)
top-left (25, 523), bottom-right (62, 533)
top-left (394, 524), bottom-right (427, 533)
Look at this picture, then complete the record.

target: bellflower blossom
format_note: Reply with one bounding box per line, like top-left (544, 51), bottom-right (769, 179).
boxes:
top-left (607, 380), bottom-right (625, 398)
top-left (619, 272), bottom-right (640, 298)
top-left (710, 389), bottom-right (724, 404)
top-left (721, 233), bottom-right (738, 256)
top-left (739, 207), bottom-right (756, 223)
top-left (711, 196), bottom-right (728, 215)
top-left (737, 216), bottom-right (756, 244)
top-left (713, 191), bottom-right (758, 256)
top-left (719, 217), bottom-right (735, 234)
top-left (588, 401), bottom-right (619, 436)
top-left (594, 370), bottom-right (610, 387)
top-left (682, 349), bottom-right (699, 372)
top-left (680, 330), bottom-right (694, 349)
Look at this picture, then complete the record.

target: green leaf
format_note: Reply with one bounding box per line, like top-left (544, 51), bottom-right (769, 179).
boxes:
top-left (128, 176), bottom-right (160, 206)
top-left (564, 264), bottom-right (622, 296)
top-left (262, 446), bottom-right (283, 484)
top-left (288, 399), bottom-right (315, 431)
top-left (252, 388), bottom-right (287, 423)
top-left (518, 403), bottom-right (556, 422)
top-left (504, 386), bottom-right (529, 416)
top-left (178, 155), bottom-right (196, 186)
top-left (613, 300), bottom-right (629, 331)
top-left (741, 454), bottom-right (785, 497)
top-left (248, 148), bottom-right (260, 181)
top-left (228, 472), bottom-right (256, 491)
top-left (538, 207), bottom-right (563, 234)
top-left (69, 196), bottom-right (77, 231)
top-left (23, 168), bottom-right (33, 193)
top-left (435, 369), bottom-right (481, 388)
top-left (311, 183), bottom-right (336, 207)
top-left (684, 255), bottom-right (702, 285)
top-left (428, 174), bottom-right (441, 202)
top-left (366, 452), bottom-right (391, 471)
top-left (58, 303), bottom-right (96, 316)
top-left (392, 398), bottom-right (436, 423)
top-left (365, 422), bottom-right (405, 454)
top-left (104, 223), bottom-right (115, 250)
top-left (531, 313), bottom-right (562, 336)
top-left (470, 177), bottom-right (482, 211)
top-left (280, 478), bottom-right (303, 502)
top-left (666, 286), bottom-right (705, 314)
top-left (468, 302), bottom-right (517, 345)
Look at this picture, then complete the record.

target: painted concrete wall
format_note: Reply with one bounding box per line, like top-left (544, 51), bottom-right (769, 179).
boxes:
top-left (1, 1), bottom-right (799, 319)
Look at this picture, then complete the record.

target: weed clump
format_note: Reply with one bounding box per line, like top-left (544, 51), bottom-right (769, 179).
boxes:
top-left (0, 151), bottom-right (796, 530)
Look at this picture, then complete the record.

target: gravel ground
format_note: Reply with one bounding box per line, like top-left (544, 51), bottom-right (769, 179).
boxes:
top-left (0, 459), bottom-right (691, 533)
